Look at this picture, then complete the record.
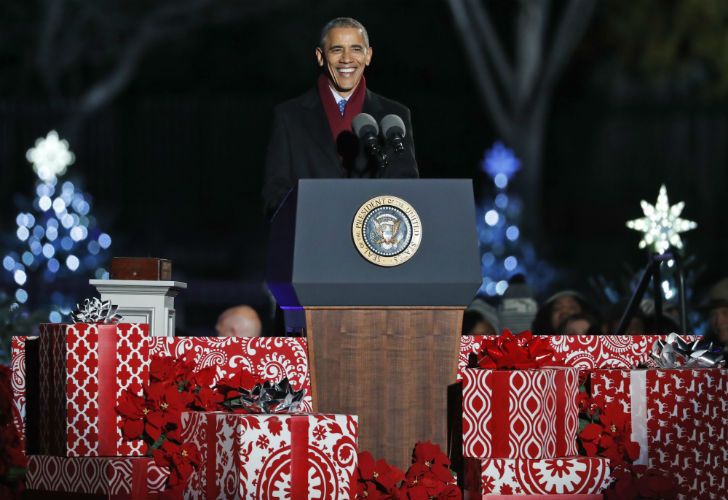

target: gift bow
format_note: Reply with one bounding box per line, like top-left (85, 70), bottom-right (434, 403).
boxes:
top-left (650, 333), bottom-right (725, 368)
top-left (477, 330), bottom-right (557, 369)
top-left (70, 297), bottom-right (122, 324)
top-left (223, 377), bottom-right (305, 414)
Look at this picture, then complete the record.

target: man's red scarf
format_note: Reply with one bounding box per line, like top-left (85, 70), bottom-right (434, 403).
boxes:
top-left (317, 73), bottom-right (367, 142)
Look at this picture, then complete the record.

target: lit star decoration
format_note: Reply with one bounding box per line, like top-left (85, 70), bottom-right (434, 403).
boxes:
top-left (626, 185), bottom-right (697, 254)
top-left (26, 130), bottom-right (75, 182)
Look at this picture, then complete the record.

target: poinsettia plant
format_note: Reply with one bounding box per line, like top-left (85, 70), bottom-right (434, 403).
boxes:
top-left (576, 383), bottom-right (677, 499)
top-left (353, 441), bottom-right (461, 499)
top-left (473, 330), bottom-right (556, 369)
top-left (0, 365), bottom-right (26, 499)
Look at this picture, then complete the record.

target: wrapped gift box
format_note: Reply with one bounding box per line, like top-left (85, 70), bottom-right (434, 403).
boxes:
top-left (26, 323), bottom-right (151, 457)
top-left (590, 368), bottom-right (728, 498)
top-left (151, 336), bottom-right (313, 411)
top-left (26, 454), bottom-right (168, 497)
top-left (181, 411), bottom-right (358, 499)
top-left (10, 335), bottom-right (37, 452)
top-left (462, 367), bottom-right (579, 459)
top-left (458, 335), bottom-right (682, 381)
top-left (464, 456), bottom-right (610, 498)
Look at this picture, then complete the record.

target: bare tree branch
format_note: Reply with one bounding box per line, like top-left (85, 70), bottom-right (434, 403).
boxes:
top-left (35, 0), bottom-right (65, 98)
top-left (463, 0), bottom-right (514, 94)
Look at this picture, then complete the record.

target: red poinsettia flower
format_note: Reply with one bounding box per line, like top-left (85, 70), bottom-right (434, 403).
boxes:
top-left (578, 404), bottom-right (640, 466)
top-left (356, 451), bottom-right (405, 493)
top-left (116, 391), bottom-right (148, 440)
top-left (145, 382), bottom-right (193, 432)
top-left (215, 370), bottom-right (261, 399)
top-left (151, 439), bottom-right (201, 486)
top-left (407, 441), bottom-right (454, 483)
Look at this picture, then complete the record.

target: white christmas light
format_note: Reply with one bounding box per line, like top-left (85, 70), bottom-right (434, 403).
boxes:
top-left (626, 185), bottom-right (697, 255)
top-left (26, 131), bottom-right (75, 182)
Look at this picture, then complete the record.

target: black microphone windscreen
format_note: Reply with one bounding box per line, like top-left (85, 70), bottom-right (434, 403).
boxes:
top-left (352, 113), bottom-right (379, 138)
top-left (380, 114), bottom-right (406, 138)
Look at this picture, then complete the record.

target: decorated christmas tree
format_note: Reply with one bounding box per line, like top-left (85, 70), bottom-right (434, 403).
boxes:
top-left (476, 141), bottom-right (557, 297)
top-left (1, 131), bottom-right (112, 329)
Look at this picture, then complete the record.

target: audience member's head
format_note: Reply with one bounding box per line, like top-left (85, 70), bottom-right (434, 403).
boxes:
top-left (216, 305), bottom-right (262, 338)
top-left (703, 277), bottom-right (728, 345)
top-left (531, 290), bottom-right (596, 335)
top-left (462, 298), bottom-right (499, 335)
top-left (558, 312), bottom-right (601, 335)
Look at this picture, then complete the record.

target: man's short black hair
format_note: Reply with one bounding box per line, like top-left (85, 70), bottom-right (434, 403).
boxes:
top-left (319, 17), bottom-right (369, 48)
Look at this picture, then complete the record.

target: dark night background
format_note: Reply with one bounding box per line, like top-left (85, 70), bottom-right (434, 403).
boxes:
top-left (1, 0), bottom-right (727, 335)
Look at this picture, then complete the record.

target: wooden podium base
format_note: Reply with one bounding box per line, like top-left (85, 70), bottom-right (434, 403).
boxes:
top-left (305, 307), bottom-right (463, 472)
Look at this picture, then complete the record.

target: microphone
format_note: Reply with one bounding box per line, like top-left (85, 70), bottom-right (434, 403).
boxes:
top-left (352, 113), bottom-right (388, 169)
top-left (380, 114), bottom-right (406, 153)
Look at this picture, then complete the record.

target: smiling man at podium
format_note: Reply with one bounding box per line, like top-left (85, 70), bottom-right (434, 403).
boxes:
top-left (263, 17), bottom-right (419, 217)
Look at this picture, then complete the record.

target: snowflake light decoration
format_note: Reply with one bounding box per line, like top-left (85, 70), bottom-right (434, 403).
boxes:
top-left (626, 185), bottom-right (697, 254)
top-left (26, 130), bottom-right (75, 182)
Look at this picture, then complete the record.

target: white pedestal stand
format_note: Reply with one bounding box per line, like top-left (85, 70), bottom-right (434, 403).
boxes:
top-left (89, 279), bottom-right (187, 337)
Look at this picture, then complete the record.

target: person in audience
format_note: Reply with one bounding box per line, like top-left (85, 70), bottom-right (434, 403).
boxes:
top-left (642, 313), bottom-right (680, 334)
top-left (702, 277), bottom-right (728, 348)
top-left (558, 313), bottom-right (602, 335)
top-left (462, 298), bottom-right (499, 335)
top-left (531, 290), bottom-right (598, 335)
top-left (216, 305), bottom-right (262, 338)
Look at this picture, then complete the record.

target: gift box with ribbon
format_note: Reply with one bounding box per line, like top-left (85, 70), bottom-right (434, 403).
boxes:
top-left (462, 331), bottom-right (579, 459)
top-left (25, 454), bottom-right (169, 497)
top-left (26, 322), bottom-right (151, 457)
top-left (459, 335), bottom-right (686, 381)
top-left (589, 367), bottom-right (728, 498)
top-left (10, 335), bottom-right (37, 452)
top-left (464, 456), bottom-right (610, 498)
top-left (181, 411), bottom-right (359, 499)
top-left (150, 336), bottom-right (313, 412)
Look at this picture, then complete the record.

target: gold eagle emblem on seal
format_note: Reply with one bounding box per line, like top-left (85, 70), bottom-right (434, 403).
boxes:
top-left (352, 195), bottom-right (422, 267)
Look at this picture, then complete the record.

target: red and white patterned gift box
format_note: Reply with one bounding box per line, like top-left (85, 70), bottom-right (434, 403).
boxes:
top-left (590, 368), bottom-right (728, 499)
top-left (181, 411), bottom-right (358, 499)
top-left (27, 323), bottom-right (151, 457)
top-left (10, 335), bottom-right (36, 453)
top-left (150, 336), bottom-right (313, 411)
top-left (464, 456), bottom-right (610, 498)
top-left (459, 335), bottom-right (675, 381)
top-left (462, 367), bottom-right (579, 459)
top-left (26, 454), bottom-right (168, 497)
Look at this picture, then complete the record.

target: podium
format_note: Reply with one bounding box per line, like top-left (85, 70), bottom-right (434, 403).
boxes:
top-left (267, 179), bottom-right (480, 470)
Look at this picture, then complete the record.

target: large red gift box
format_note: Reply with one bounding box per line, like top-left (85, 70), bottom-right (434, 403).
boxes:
top-left (27, 323), bottom-right (151, 457)
top-left (590, 368), bottom-right (728, 498)
top-left (25, 454), bottom-right (168, 497)
top-left (181, 411), bottom-right (358, 499)
top-left (462, 367), bottom-right (579, 459)
top-left (464, 456), bottom-right (610, 498)
top-left (150, 336), bottom-right (313, 411)
top-left (459, 335), bottom-right (675, 380)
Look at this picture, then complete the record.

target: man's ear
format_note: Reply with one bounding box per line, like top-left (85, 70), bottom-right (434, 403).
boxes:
top-left (365, 46), bottom-right (373, 66)
top-left (315, 47), bottom-right (324, 67)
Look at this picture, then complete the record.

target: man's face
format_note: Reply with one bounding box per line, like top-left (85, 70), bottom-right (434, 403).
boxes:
top-left (315, 27), bottom-right (372, 98)
top-left (709, 306), bottom-right (728, 343)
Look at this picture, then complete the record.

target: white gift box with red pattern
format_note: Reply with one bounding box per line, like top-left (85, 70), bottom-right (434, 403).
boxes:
top-left (150, 336), bottom-right (313, 411)
top-left (459, 335), bottom-right (680, 380)
top-left (26, 454), bottom-right (169, 497)
top-left (462, 367), bottom-right (579, 459)
top-left (181, 411), bottom-right (358, 499)
top-left (10, 335), bottom-right (36, 453)
top-left (27, 323), bottom-right (151, 457)
top-left (464, 456), bottom-right (610, 498)
top-left (590, 368), bottom-right (728, 498)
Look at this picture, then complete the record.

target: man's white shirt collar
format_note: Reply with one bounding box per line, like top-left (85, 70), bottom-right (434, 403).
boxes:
top-left (328, 86), bottom-right (347, 104)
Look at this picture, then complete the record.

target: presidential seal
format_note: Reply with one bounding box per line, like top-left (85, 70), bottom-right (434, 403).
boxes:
top-left (352, 195), bottom-right (422, 267)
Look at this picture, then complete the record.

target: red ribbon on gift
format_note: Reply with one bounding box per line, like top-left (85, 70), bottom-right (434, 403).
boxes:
top-left (477, 330), bottom-right (557, 370)
top-left (97, 324), bottom-right (119, 455)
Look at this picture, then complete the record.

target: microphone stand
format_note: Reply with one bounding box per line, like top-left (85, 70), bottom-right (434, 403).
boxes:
top-left (616, 247), bottom-right (687, 334)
